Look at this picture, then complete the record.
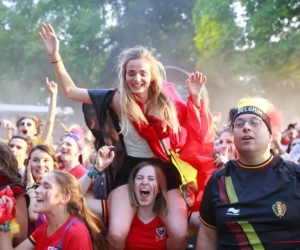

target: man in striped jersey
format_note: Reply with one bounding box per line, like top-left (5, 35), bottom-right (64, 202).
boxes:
top-left (196, 97), bottom-right (300, 250)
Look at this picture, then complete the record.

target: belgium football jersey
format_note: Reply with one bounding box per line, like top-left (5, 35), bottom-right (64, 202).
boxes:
top-left (200, 156), bottom-right (300, 250)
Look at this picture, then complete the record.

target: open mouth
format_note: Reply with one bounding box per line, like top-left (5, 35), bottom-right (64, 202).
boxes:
top-left (140, 188), bottom-right (150, 198)
top-left (132, 83), bottom-right (144, 88)
top-left (60, 149), bottom-right (69, 155)
top-left (242, 136), bottom-right (254, 141)
top-left (22, 129), bottom-right (28, 135)
top-left (35, 197), bottom-right (44, 203)
top-left (35, 169), bottom-right (46, 174)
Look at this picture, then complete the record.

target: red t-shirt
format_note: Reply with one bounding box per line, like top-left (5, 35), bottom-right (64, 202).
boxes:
top-left (125, 215), bottom-right (167, 250)
top-left (68, 165), bottom-right (93, 191)
top-left (29, 216), bottom-right (93, 250)
top-left (68, 165), bottom-right (88, 180)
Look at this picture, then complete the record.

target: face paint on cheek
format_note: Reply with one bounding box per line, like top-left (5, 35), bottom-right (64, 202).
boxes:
top-left (152, 182), bottom-right (159, 196)
top-left (67, 149), bottom-right (72, 155)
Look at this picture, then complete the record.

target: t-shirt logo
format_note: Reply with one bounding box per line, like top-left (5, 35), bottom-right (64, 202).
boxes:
top-left (156, 227), bottom-right (166, 241)
top-left (272, 201), bottom-right (286, 218)
top-left (226, 207), bottom-right (240, 216)
top-left (47, 247), bottom-right (58, 250)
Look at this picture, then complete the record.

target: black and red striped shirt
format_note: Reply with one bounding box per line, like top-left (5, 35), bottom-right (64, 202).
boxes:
top-left (200, 156), bottom-right (300, 250)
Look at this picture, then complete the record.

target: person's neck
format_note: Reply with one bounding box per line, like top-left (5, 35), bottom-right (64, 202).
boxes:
top-left (64, 160), bottom-right (80, 172)
top-left (135, 93), bottom-right (149, 105)
top-left (137, 203), bottom-right (156, 224)
top-left (45, 211), bottom-right (70, 236)
top-left (238, 150), bottom-right (272, 166)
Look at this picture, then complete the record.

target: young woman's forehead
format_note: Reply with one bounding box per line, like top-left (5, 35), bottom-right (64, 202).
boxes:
top-left (136, 165), bottom-right (156, 176)
top-left (31, 149), bottom-right (51, 158)
top-left (126, 59), bottom-right (151, 70)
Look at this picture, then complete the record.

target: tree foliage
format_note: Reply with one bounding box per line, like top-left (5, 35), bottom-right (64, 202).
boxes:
top-left (0, 0), bottom-right (109, 104)
top-left (193, 0), bottom-right (300, 90)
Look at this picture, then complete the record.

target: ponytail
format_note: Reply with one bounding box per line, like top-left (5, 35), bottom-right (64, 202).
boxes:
top-left (52, 170), bottom-right (107, 250)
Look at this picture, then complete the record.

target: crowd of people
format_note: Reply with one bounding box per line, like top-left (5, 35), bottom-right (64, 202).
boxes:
top-left (0, 23), bottom-right (300, 250)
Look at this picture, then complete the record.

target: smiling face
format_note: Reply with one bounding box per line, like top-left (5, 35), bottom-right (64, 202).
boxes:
top-left (60, 136), bottom-right (81, 163)
top-left (9, 138), bottom-right (28, 169)
top-left (133, 165), bottom-right (159, 207)
top-left (17, 118), bottom-right (37, 138)
top-left (30, 149), bottom-right (55, 183)
top-left (219, 131), bottom-right (236, 160)
top-left (33, 172), bottom-right (65, 214)
top-left (125, 58), bottom-right (152, 101)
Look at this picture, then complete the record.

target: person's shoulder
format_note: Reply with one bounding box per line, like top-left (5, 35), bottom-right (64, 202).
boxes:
top-left (280, 158), bottom-right (300, 171)
top-left (30, 220), bottom-right (48, 241)
top-left (213, 160), bottom-right (237, 178)
top-left (272, 156), bottom-right (300, 176)
top-left (57, 219), bottom-right (92, 249)
top-left (63, 219), bottom-right (90, 239)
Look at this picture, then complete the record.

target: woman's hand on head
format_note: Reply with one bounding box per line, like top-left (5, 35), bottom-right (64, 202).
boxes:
top-left (95, 146), bottom-right (115, 172)
top-left (39, 24), bottom-right (60, 59)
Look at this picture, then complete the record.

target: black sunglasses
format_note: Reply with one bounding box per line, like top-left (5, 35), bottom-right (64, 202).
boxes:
top-left (20, 122), bottom-right (32, 127)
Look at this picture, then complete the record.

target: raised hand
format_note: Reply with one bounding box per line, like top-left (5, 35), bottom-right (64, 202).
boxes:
top-left (0, 119), bottom-right (15, 131)
top-left (186, 71), bottom-right (207, 107)
top-left (46, 77), bottom-right (58, 96)
top-left (214, 145), bottom-right (229, 168)
top-left (39, 24), bottom-right (60, 58)
top-left (95, 146), bottom-right (115, 172)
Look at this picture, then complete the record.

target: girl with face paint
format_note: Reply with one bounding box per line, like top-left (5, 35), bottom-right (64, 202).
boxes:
top-left (214, 129), bottom-right (237, 168)
top-left (59, 132), bottom-right (91, 181)
top-left (79, 146), bottom-right (168, 250)
top-left (23, 144), bottom-right (58, 234)
top-left (0, 170), bottom-right (106, 250)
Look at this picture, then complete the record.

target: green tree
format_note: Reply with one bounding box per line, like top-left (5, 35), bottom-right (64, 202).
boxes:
top-left (0, 0), bottom-right (109, 104)
top-left (193, 0), bottom-right (300, 115)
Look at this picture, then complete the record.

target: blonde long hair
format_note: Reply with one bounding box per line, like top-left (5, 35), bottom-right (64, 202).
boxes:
top-left (117, 46), bottom-right (180, 134)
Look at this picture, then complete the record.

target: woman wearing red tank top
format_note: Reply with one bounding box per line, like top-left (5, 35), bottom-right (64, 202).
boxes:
top-left (0, 170), bottom-right (106, 250)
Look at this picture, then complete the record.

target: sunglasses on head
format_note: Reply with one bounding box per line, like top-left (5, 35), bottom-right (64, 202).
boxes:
top-left (20, 122), bottom-right (32, 127)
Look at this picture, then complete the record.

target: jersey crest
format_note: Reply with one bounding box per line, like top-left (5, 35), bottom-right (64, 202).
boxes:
top-left (156, 227), bottom-right (166, 241)
top-left (272, 201), bottom-right (286, 218)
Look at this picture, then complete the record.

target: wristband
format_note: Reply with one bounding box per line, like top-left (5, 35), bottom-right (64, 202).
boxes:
top-left (51, 59), bottom-right (62, 64)
top-left (87, 166), bottom-right (100, 180)
top-left (0, 222), bottom-right (11, 232)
